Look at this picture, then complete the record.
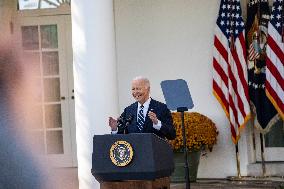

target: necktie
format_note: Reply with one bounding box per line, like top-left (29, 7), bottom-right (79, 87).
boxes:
top-left (137, 105), bottom-right (144, 131)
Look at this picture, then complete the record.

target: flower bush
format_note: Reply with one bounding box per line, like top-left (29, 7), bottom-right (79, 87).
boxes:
top-left (169, 112), bottom-right (218, 153)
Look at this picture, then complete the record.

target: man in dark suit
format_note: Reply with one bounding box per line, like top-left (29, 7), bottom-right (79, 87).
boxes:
top-left (109, 76), bottom-right (176, 140)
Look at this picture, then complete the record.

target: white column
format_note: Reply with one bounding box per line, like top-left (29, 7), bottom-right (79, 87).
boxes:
top-left (71, 1), bottom-right (119, 188)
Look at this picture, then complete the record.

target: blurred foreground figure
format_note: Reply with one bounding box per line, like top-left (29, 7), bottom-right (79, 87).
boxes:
top-left (0, 40), bottom-right (49, 189)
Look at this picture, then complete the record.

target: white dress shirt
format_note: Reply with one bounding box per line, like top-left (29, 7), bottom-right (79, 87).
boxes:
top-left (137, 97), bottom-right (161, 130)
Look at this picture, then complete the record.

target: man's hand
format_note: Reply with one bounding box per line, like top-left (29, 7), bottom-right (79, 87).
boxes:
top-left (148, 111), bottom-right (158, 125)
top-left (109, 117), bottom-right (118, 131)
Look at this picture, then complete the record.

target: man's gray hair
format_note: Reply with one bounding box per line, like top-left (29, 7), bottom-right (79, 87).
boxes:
top-left (132, 76), bottom-right (150, 88)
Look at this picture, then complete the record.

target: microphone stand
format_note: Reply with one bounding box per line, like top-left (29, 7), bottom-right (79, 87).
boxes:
top-left (117, 116), bottom-right (125, 134)
top-left (177, 107), bottom-right (190, 189)
top-left (117, 115), bottom-right (133, 134)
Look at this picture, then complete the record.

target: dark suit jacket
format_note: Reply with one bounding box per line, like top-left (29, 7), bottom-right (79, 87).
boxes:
top-left (118, 99), bottom-right (176, 140)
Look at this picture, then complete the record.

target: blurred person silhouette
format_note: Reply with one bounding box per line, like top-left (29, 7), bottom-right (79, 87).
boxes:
top-left (0, 39), bottom-right (49, 189)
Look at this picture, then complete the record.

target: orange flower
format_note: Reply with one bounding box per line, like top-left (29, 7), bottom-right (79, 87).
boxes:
top-left (168, 112), bottom-right (218, 152)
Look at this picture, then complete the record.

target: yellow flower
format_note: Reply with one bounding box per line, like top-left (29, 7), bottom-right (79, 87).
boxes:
top-left (168, 112), bottom-right (218, 152)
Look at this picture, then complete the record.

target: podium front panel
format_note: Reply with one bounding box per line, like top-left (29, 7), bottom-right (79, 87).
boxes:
top-left (91, 133), bottom-right (174, 181)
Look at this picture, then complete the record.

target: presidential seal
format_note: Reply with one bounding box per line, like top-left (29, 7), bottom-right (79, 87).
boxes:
top-left (109, 140), bottom-right (133, 167)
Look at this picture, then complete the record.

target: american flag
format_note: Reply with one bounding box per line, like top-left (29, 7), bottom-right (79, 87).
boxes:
top-left (266, 0), bottom-right (284, 119)
top-left (248, 37), bottom-right (261, 61)
top-left (247, 14), bottom-right (261, 61)
top-left (213, 0), bottom-right (251, 143)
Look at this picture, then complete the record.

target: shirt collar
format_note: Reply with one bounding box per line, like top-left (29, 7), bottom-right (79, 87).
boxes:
top-left (138, 97), bottom-right (151, 109)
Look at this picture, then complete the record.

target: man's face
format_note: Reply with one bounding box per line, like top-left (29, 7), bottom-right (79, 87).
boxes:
top-left (131, 79), bottom-right (150, 104)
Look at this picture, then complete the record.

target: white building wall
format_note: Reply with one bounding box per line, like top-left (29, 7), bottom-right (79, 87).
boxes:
top-left (114, 0), bottom-right (251, 178)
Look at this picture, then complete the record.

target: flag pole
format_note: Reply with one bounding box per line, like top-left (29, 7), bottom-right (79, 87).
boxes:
top-left (229, 0), bottom-right (240, 179)
top-left (255, 0), bottom-right (267, 178)
top-left (251, 112), bottom-right (266, 177)
top-left (250, 113), bottom-right (257, 162)
top-left (281, 0), bottom-right (284, 42)
top-left (235, 143), bottom-right (242, 178)
top-left (259, 133), bottom-right (267, 177)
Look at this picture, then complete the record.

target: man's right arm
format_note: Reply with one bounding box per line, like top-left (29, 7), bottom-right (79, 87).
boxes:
top-left (109, 110), bottom-right (127, 134)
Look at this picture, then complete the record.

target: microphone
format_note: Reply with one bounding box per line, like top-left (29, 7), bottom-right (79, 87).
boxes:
top-left (124, 114), bottom-right (133, 127)
top-left (117, 115), bottom-right (125, 129)
top-left (117, 114), bottom-right (133, 130)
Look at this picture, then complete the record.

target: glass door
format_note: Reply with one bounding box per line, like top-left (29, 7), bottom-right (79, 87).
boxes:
top-left (18, 15), bottom-right (75, 167)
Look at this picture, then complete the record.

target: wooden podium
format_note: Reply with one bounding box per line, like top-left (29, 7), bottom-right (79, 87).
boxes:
top-left (100, 177), bottom-right (170, 189)
top-left (91, 133), bottom-right (174, 189)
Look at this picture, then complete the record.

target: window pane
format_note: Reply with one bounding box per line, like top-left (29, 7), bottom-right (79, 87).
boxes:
top-left (18, 0), bottom-right (71, 10)
top-left (23, 52), bottom-right (40, 76)
top-left (32, 78), bottom-right (43, 102)
top-left (21, 26), bottom-right (39, 50)
top-left (18, 0), bottom-right (39, 10)
top-left (29, 131), bottom-right (45, 154)
top-left (40, 25), bottom-right (58, 49)
top-left (31, 105), bottom-right (43, 129)
top-left (44, 78), bottom-right (60, 102)
top-left (45, 104), bottom-right (62, 128)
top-left (42, 51), bottom-right (59, 76)
top-left (265, 120), bottom-right (284, 147)
top-left (46, 131), bottom-right (63, 154)
top-left (40, 0), bottom-right (57, 8)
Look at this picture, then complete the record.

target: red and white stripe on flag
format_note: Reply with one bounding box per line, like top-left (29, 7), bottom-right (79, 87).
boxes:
top-left (212, 0), bottom-right (251, 144)
top-left (265, 0), bottom-right (284, 119)
top-left (248, 43), bottom-right (260, 61)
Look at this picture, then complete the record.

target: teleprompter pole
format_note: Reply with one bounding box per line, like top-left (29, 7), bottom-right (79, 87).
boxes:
top-left (177, 107), bottom-right (190, 189)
